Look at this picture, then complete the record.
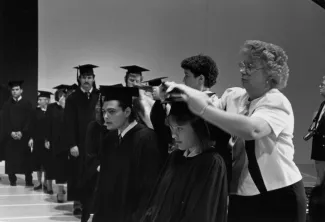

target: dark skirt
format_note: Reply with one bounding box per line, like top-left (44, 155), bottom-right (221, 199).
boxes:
top-left (227, 180), bottom-right (306, 222)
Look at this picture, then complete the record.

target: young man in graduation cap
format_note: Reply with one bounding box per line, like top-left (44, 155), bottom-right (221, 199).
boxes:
top-left (121, 65), bottom-right (149, 87)
top-left (92, 86), bottom-right (163, 222)
top-left (64, 64), bottom-right (99, 216)
top-left (29, 91), bottom-right (54, 193)
top-left (121, 65), bottom-right (158, 129)
top-left (139, 77), bottom-right (172, 161)
top-left (0, 80), bottom-right (33, 186)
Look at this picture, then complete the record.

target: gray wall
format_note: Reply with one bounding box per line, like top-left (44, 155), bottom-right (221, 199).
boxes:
top-left (39, 0), bottom-right (325, 164)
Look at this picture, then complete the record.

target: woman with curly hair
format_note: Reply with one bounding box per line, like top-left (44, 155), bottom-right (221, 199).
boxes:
top-left (163, 40), bottom-right (306, 222)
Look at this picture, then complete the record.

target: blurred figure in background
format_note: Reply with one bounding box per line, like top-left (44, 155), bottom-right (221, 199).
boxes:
top-left (46, 88), bottom-right (68, 202)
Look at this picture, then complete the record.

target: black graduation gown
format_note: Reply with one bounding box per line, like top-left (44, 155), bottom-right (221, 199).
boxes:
top-left (30, 107), bottom-right (50, 171)
top-left (64, 88), bottom-right (99, 201)
top-left (93, 123), bottom-right (163, 222)
top-left (81, 120), bottom-right (107, 214)
top-left (140, 149), bottom-right (228, 222)
top-left (46, 103), bottom-right (68, 183)
top-left (1, 97), bottom-right (33, 174)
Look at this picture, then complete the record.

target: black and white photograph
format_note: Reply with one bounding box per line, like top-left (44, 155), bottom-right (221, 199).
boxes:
top-left (0, 0), bottom-right (325, 221)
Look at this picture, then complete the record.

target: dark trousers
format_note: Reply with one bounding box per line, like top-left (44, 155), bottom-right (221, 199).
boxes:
top-left (8, 173), bottom-right (32, 183)
top-left (228, 180), bottom-right (307, 222)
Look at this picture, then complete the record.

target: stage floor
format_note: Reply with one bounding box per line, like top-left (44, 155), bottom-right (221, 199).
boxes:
top-left (0, 162), bottom-right (317, 222)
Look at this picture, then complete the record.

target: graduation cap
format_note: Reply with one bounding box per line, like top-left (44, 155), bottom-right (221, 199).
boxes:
top-left (99, 84), bottom-right (124, 92)
top-left (8, 80), bottom-right (24, 88)
top-left (74, 64), bottom-right (98, 78)
top-left (68, 83), bottom-right (79, 91)
top-left (120, 65), bottom-right (149, 76)
top-left (100, 85), bottom-right (139, 107)
top-left (38, 90), bottom-right (53, 98)
top-left (143, 77), bottom-right (168, 87)
top-left (53, 84), bottom-right (70, 91)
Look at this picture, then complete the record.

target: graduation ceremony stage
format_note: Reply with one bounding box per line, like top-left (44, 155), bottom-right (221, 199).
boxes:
top-left (0, 161), bottom-right (317, 222)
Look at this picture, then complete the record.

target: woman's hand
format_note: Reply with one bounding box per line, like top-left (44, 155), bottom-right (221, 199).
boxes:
top-left (164, 82), bottom-right (211, 115)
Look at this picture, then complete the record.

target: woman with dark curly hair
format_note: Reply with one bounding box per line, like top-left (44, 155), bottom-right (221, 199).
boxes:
top-left (139, 101), bottom-right (228, 222)
top-left (163, 40), bottom-right (306, 222)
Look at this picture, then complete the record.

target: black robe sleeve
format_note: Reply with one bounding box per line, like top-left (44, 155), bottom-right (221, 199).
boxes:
top-left (44, 104), bottom-right (53, 143)
top-left (150, 100), bottom-right (172, 160)
top-left (64, 96), bottom-right (77, 150)
top-left (29, 108), bottom-right (37, 140)
top-left (84, 121), bottom-right (102, 182)
top-left (138, 129), bottom-right (163, 202)
top-left (22, 100), bottom-right (33, 137)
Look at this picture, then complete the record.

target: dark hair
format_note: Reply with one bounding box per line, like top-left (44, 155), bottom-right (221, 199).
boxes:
top-left (54, 89), bottom-right (66, 102)
top-left (10, 85), bottom-right (23, 90)
top-left (118, 100), bottom-right (137, 123)
top-left (309, 176), bottom-right (325, 222)
top-left (124, 73), bottom-right (143, 86)
top-left (166, 102), bottom-right (212, 152)
top-left (181, 54), bottom-right (219, 88)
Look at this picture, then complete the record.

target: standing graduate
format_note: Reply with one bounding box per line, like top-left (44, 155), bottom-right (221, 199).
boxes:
top-left (140, 102), bottom-right (228, 222)
top-left (145, 77), bottom-right (172, 161)
top-left (92, 86), bottom-right (163, 222)
top-left (121, 65), bottom-right (155, 128)
top-left (64, 64), bottom-right (99, 216)
top-left (29, 90), bottom-right (52, 193)
top-left (80, 85), bottom-right (118, 222)
top-left (121, 65), bottom-right (149, 87)
top-left (1, 80), bottom-right (33, 186)
top-left (46, 87), bottom-right (68, 202)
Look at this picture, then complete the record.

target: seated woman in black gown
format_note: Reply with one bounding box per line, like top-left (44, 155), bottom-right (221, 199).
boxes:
top-left (140, 101), bottom-right (228, 222)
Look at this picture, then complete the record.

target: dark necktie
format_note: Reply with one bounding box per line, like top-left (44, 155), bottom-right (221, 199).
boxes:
top-left (86, 92), bottom-right (90, 99)
top-left (118, 134), bottom-right (122, 145)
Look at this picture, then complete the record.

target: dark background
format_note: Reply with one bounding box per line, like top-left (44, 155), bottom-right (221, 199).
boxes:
top-left (0, 0), bottom-right (38, 108)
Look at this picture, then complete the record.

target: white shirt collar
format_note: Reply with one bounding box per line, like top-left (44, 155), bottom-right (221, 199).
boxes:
top-left (118, 121), bottom-right (138, 138)
top-left (37, 105), bottom-right (47, 111)
top-left (80, 87), bottom-right (93, 94)
top-left (183, 148), bottom-right (201, 158)
top-left (13, 96), bottom-right (22, 101)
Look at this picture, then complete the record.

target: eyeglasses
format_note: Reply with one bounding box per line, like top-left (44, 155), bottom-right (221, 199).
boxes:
top-left (238, 61), bottom-right (264, 75)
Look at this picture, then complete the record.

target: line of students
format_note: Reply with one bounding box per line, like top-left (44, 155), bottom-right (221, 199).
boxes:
top-left (0, 39), bottom-right (313, 222)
